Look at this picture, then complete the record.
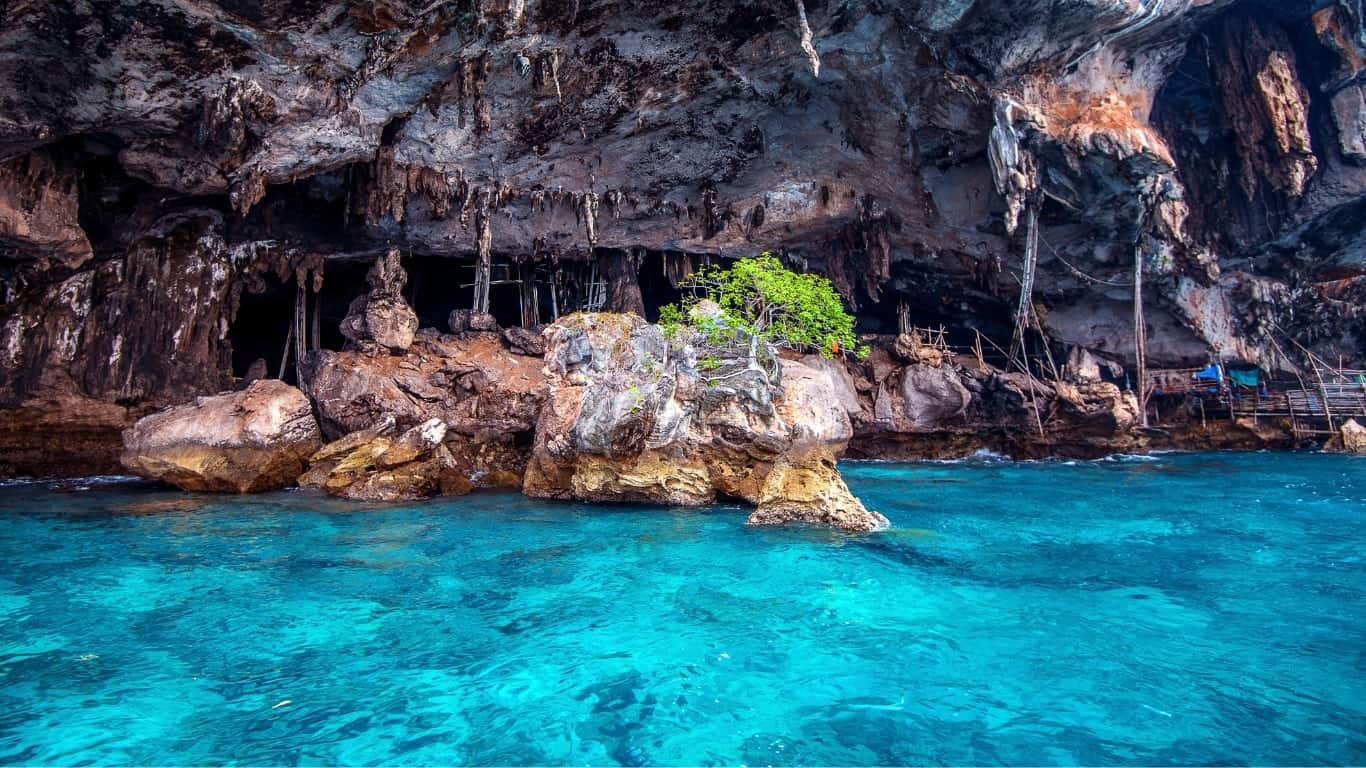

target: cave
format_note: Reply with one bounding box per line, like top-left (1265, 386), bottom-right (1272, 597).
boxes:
top-left (230, 276), bottom-right (298, 384)
top-left (637, 250), bottom-right (689, 322)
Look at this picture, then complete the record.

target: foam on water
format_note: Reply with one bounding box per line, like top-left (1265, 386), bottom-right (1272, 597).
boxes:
top-left (0, 452), bottom-right (1363, 765)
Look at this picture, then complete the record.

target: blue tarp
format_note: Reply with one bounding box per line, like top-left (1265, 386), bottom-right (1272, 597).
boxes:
top-left (1194, 364), bottom-right (1223, 383)
top-left (1228, 368), bottom-right (1260, 388)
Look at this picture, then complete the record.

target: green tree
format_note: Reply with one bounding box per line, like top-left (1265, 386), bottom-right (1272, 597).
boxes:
top-left (660, 253), bottom-right (867, 365)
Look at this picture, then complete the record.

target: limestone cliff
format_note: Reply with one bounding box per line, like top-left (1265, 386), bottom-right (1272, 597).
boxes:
top-left (1, 0), bottom-right (1363, 475)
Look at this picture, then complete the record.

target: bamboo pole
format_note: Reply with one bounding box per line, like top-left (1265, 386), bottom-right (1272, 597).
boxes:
top-left (293, 280), bottom-right (306, 386)
top-left (1009, 203), bottom-right (1039, 366)
top-left (310, 284), bottom-right (321, 351)
top-left (277, 308), bottom-right (295, 380)
top-left (549, 269), bottom-right (560, 321)
top-left (1133, 243), bottom-right (1148, 427)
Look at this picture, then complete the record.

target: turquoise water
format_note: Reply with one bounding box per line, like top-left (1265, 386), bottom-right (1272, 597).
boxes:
top-left (0, 453), bottom-right (1363, 765)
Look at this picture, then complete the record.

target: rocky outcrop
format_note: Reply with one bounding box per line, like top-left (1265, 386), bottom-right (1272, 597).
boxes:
top-left (523, 313), bottom-right (888, 533)
top-left (298, 416), bottom-right (470, 501)
top-left (305, 331), bottom-right (543, 436)
top-left (303, 329), bottom-right (544, 489)
top-left (1329, 418), bottom-right (1366, 455)
top-left (120, 379), bottom-right (321, 492)
top-left (0, 395), bottom-right (138, 477)
top-left (1, 0), bottom-right (1362, 481)
top-left (340, 249), bottom-right (419, 354)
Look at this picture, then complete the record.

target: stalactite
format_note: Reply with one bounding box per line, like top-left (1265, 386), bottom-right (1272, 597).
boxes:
top-left (604, 189), bottom-right (625, 219)
top-left (794, 0), bottom-right (821, 77)
top-left (473, 193), bottom-right (492, 314)
top-left (551, 49), bottom-right (563, 102)
top-left (365, 146), bottom-right (408, 224)
top-left (988, 97), bottom-right (1037, 236)
top-left (700, 183), bottom-right (723, 240)
top-left (663, 252), bottom-right (694, 288)
top-left (230, 169), bottom-right (267, 216)
top-left (405, 165), bottom-right (453, 218)
top-left (580, 191), bottom-right (600, 246)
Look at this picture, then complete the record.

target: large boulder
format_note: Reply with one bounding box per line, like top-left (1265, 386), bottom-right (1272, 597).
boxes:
top-left (900, 364), bottom-right (972, 428)
top-left (523, 313), bottom-right (887, 533)
top-left (303, 330), bottom-right (545, 488)
top-left (870, 363), bottom-right (972, 432)
top-left (339, 249), bottom-right (418, 353)
top-left (120, 379), bottom-right (321, 492)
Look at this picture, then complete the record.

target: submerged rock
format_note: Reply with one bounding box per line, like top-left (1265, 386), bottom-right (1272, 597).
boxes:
top-left (120, 379), bottom-right (321, 492)
top-left (523, 313), bottom-right (887, 533)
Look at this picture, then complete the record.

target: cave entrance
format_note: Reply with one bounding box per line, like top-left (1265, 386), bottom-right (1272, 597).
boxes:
top-left (638, 251), bottom-right (689, 322)
top-left (871, 282), bottom-right (1017, 350)
top-left (314, 253), bottom-right (559, 339)
top-left (230, 277), bottom-right (299, 385)
top-left (404, 255), bottom-right (478, 329)
top-left (313, 259), bottom-right (370, 351)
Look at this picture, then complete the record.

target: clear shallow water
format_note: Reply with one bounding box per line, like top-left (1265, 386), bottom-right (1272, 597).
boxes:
top-left (0, 453), bottom-right (1363, 766)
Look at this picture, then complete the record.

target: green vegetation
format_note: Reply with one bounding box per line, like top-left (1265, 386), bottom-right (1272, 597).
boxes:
top-left (659, 253), bottom-right (867, 360)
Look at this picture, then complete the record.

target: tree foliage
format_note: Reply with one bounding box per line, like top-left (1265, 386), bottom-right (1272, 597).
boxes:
top-left (659, 253), bottom-right (866, 359)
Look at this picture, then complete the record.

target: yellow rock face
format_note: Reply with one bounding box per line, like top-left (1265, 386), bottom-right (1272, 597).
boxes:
top-left (568, 453), bottom-right (715, 506)
top-left (748, 454), bottom-right (889, 534)
top-left (1340, 419), bottom-right (1366, 455)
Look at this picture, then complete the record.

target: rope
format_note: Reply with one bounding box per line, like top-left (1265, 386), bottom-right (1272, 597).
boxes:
top-left (1038, 232), bottom-right (1133, 287)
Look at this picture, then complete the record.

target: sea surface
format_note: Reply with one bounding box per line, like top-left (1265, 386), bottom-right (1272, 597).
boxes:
top-left (0, 452), bottom-right (1363, 765)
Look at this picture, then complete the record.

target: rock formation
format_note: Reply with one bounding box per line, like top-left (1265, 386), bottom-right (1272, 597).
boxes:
top-left (523, 313), bottom-right (888, 532)
top-left (298, 416), bottom-right (472, 501)
top-left (120, 379), bottom-right (321, 492)
top-left (1, 0), bottom-right (1362, 480)
top-left (339, 249), bottom-right (419, 353)
top-left (1330, 418), bottom-right (1366, 455)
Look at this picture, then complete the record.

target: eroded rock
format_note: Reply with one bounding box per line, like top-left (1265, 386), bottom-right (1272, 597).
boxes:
top-left (523, 313), bottom-right (886, 532)
top-left (340, 249), bottom-right (419, 353)
top-left (303, 330), bottom-right (544, 489)
top-left (299, 416), bottom-right (470, 500)
top-left (1331, 418), bottom-right (1366, 455)
top-left (120, 380), bottom-right (321, 492)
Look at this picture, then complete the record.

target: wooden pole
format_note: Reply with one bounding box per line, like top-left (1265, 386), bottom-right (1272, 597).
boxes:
top-left (293, 279), bottom-right (306, 385)
top-left (549, 269), bottom-right (560, 321)
top-left (519, 264), bottom-right (540, 327)
top-left (1009, 203), bottom-right (1039, 366)
top-left (277, 308), bottom-right (295, 380)
top-left (310, 278), bottom-right (321, 351)
top-left (1312, 360), bottom-right (1337, 433)
top-left (1134, 242), bottom-right (1149, 427)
